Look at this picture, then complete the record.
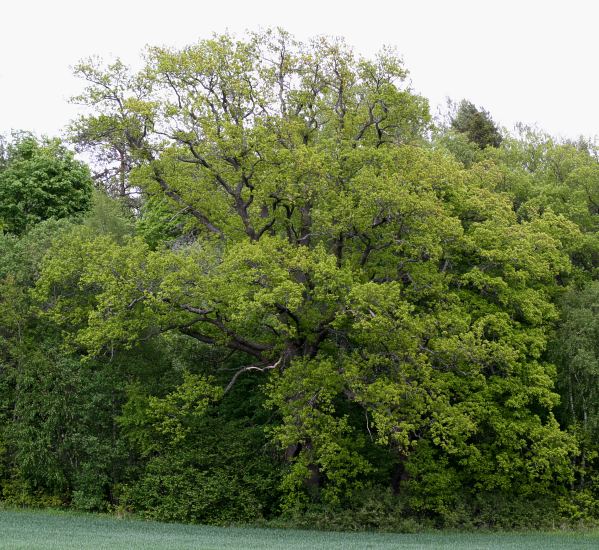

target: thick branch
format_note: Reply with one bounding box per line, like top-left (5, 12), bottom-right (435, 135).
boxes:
top-left (151, 167), bottom-right (224, 237)
top-left (179, 304), bottom-right (213, 316)
top-left (224, 357), bottom-right (282, 394)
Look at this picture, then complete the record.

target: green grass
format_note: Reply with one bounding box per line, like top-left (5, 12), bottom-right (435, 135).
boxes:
top-left (1, 509), bottom-right (599, 549)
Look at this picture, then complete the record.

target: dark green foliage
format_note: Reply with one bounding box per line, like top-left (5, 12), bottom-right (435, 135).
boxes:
top-left (552, 282), bottom-right (599, 440)
top-left (274, 489), bottom-right (569, 532)
top-left (549, 282), bottom-right (599, 495)
top-left (120, 421), bottom-right (280, 525)
top-left (117, 344), bottom-right (282, 524)
top-left (0, 134), bottom-right (93, 235)
top-left (2, 348), bottom-right (125, 511)
top-left (0, 196), bottom-right (135, 510)
top-left (450, 100), bottom-right (503, 149)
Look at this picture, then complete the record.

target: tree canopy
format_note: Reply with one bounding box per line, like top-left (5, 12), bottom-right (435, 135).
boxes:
top-left (0, 134), bottom-right (93, 235)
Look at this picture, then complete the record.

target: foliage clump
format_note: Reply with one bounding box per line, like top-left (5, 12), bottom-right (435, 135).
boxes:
top-left (0, 134), bottom-right (93, 235)
top-left (450, 99), bottom-right (503, 149)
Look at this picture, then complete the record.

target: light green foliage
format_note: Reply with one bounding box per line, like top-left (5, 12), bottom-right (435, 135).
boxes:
top-left (83, 189), bottom-right (134, 239)
top-left (146, 373), bottom-right (223, 445)
top-left (69, 59), bottom-right (152, 205)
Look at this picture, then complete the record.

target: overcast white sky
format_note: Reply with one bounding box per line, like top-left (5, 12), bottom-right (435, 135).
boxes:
top-left (1, 0), bottom-right (597, 140)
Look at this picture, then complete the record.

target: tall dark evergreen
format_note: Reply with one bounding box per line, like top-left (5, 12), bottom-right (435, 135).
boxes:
top-left (450, 99), bottom-right (503, 149)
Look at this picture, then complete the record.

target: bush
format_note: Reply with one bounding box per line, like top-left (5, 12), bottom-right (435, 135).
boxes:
top-left (120, 417), bottom-right (281, 525)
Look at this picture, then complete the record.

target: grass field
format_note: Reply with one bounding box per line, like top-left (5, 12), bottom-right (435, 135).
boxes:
top-left (1, 509), bottom-right (599, 549)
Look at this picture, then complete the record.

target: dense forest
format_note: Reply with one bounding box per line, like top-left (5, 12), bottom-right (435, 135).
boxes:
top-left (1, 30), bottom-right (599, 529)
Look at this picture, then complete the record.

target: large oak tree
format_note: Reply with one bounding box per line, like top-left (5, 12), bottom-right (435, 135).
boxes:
top-left (36, 30), bottom-right (577, 508)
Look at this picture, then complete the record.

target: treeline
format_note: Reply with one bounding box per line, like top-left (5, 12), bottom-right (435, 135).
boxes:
top-left (1, 30), bottom-right (599, 529)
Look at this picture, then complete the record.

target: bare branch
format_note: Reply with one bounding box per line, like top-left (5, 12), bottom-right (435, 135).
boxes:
top-left (179, 304), bottom-right (213, 316)
top-left (224, 356), bottom-right (282, 393)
